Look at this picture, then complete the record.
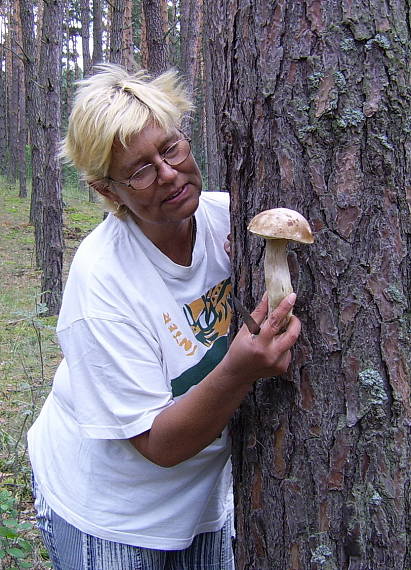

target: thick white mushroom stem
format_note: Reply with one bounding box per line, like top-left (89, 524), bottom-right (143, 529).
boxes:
top-left (264, 238), bottom-right (293, 314)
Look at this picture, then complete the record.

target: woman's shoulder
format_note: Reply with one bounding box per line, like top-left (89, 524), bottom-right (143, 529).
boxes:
top-left (200, 190), bottom-right (230, 210)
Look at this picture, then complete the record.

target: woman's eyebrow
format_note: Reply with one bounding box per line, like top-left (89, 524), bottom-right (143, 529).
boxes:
top-left (124, 133), bottom-right (179, 174)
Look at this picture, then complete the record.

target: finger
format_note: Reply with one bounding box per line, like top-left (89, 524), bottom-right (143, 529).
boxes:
top-left (275, 350), bottom-right (292, 374)
top-left (267, 293), bottom-right (296, 332)
top-left (249, 292), bottom-right (269, 326)
top-left (275, 315), bottom-right (301, 351)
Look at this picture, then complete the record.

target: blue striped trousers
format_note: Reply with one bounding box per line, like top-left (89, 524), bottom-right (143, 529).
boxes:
top-left (32, 478), bottom-right (235, 570)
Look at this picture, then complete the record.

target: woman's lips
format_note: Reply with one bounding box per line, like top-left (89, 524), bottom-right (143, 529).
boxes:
top-left (163, 184), bottom-right (188, 203)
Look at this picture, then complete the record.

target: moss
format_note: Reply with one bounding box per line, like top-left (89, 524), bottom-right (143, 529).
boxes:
top-left (384, 285), bottom-right (406, 305)
top-left (340, 38), bottom-right (355, 52)
top-left (333, 71), bottom-right (347, 92)
top-left (359, 369), bottom-right (388, 405)
top-left (369, 490), bottom-right (383, 506)
top-left (336, 108), bottom-right (365, 129)
top-left (311, 545), bottom-right (333, 565)
top-left (294, 98), bottom-right (310, 112)
top-left (308, 71), bottom-right (325, 90)
top-left (365, 34), bottom-right (392, 52)
top-left (297, 124), bottom-right (317, 141)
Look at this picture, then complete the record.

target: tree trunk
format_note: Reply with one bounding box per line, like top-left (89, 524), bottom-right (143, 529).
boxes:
top-left (0, 45), bottom-right (7, 176)
top-left (205, 2), bottom-right (411, 569)
top-left (80, 0), bottom-right (92, 77)
top-left (17, 61), bottom-right (27, 198)
top-left (14, 0), bottom-right (27, 198)
top-left (92, 0), bottom-right (104, 66)
top-left (122, 0), bottom-right (135, 70)
top-left (7, 2), bottom-right (18, 182)
top-left (179, 0), bottom-right (203, 138)
top-left (20, 0), bottom-right (64, 315)
top-left (180, 0), bottom-right (202, 99)
top-left (37, 0), bottom-right (64, 316)
top-left (142, 0), bottom-right (168, 74)
top-left (109, 0), bottom-right (125, 65)
top-left (18, 0), bottom-right (43, 226)
top-left (202, 5), bottom-right (221, 192)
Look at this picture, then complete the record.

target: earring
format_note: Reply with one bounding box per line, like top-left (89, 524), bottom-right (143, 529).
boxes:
top-left (113, 201), bottom-right (121, 213)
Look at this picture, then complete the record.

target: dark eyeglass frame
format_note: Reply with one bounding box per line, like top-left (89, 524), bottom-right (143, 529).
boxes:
top-left (107, 136), bottom-right (192, 191)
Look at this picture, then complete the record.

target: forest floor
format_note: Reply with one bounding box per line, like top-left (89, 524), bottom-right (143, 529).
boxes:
top-left (0, 180), bottom-right (102, 569)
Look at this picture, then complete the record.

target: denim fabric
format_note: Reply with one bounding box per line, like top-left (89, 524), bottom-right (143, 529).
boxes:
top-left (32, 477), bottom-right (235, 570)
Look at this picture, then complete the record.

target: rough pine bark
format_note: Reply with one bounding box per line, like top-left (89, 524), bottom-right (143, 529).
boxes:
top-left (180, 0), bottom-right (202, 98)
top-left (0, 53), bottom-right (7, 175)
top-left (7, 2), bottom-right (18, 182)
top-left (92, 0), bottom-right (104, 66)
top-left (15, 0), bottom-right (27, 197)
top-left (109, 0), bottom-right (125, 65)
top-left (122, 0), bottom-right (135, 70)
top-left (80, 0), bottom-right (92, 77)
top-left (18, 0), bottom-right (44, 227)
top-left (142, 0), bottom-right (168, 74)
top-left (205, 1), bottom-right (411, 569)
top-left (20, 0), bottom-right (64, 314)
top-left (36, 0), bottom-right (64, 316)
top-left (179, 0), bottom-right (203, 138)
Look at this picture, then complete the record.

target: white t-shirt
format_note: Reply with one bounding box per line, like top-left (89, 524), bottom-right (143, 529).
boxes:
top-left (28, 191), bottom-right (233, 550)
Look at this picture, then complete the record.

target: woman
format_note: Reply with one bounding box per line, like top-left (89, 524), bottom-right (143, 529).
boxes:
top-left (28, 64), bottom-right (301, 570)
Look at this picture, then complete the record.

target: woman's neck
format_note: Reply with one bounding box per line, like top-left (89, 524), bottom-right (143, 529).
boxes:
top-left (132, 215), bottom-right (196, 266)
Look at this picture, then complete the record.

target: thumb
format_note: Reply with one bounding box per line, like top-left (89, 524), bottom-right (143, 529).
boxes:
top-left (250, 292), bottom-right (269, 325)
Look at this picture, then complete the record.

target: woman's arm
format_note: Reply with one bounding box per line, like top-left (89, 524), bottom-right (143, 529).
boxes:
top-left (129, 293), bottom-right (300, 467)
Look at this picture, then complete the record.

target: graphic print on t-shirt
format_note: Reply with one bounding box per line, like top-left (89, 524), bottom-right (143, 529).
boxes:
top-left (171, 278), bottom-right (232, 397)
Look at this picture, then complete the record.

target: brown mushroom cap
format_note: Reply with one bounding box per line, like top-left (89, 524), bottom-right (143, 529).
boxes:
top-left (248, 208), bottom-right (314, 243)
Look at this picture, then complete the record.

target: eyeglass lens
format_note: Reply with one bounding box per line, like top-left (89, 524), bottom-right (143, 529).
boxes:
top-left (130, 139), bottom-right (191, 190)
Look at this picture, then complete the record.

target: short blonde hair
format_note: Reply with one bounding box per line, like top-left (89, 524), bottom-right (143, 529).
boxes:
top-left (60, 64), bottom-right (193, 183)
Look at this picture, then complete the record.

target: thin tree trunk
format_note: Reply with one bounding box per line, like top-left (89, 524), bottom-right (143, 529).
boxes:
top-left (15, 0), bottom-right (27, 197)
top-left (18, 0), bottom-right (43, 227)
top-left (80, 0), bottom-right (92, 77)
top-left (17, 62), bottom-right (27, 198)
top-left (122, 0), bottom-right (134, 70)
top-left (0, 10), bottom-right (9, 176)
top-left (37, 0), bottom-right (64, 315)
top-left (92, 0), bottom-right (104, 66)
top-left (179, 0), bottom-right (203, 138)
top-left (109, 0), bottom-right (125, 65)
top-left (142, 0), bottom-right (168, 75)
top-left (203, 42), bottom-right (220, 191)
top-left (7, 2), bottom-right (18, 182)
top-left (20, 0), bottom-right (64, 315)
top-left (205, 1), bottom-right (411, 569)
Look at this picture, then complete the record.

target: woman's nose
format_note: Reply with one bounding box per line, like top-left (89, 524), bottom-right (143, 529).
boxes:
top-left (156, 160), bottom-right (178, 185)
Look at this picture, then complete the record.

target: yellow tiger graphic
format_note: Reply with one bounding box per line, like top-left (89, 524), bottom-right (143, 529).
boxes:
top-left (183, 279), bottom-right (232, 347)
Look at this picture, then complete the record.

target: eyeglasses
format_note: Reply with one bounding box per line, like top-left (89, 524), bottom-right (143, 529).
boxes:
top-left (108, 137), bottom-right (192, 191)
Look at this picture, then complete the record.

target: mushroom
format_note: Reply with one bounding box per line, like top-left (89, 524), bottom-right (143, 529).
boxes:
top-left (247, 208), bottom-right (314, 313)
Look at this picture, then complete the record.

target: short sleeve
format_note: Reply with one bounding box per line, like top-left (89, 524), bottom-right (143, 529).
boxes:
top-left (58, 318), bottom-right (174, 439)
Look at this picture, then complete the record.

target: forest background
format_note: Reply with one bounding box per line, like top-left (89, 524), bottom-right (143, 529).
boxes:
top-left (1, 0), bottom-right (206, 568)
top-left (1, 1), bottom-right (410, 569)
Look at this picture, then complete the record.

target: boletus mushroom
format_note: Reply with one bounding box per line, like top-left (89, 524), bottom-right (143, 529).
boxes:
top-left (248, 208), bottom-right (314, 313)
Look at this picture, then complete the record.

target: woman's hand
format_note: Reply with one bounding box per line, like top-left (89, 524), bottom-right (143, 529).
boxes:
top-left (221, 292), bottom-right (301, 384)
top-left (224, 234), bottom-right (231, 256)
top-left (130, 292), bottom-right (301, 467)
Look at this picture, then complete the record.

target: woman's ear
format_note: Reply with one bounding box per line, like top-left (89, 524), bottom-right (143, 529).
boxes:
top-left (89, 179), bottom-right (118, 202)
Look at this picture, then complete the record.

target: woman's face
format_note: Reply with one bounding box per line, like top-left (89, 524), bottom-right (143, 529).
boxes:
top-left (105, 123), bottom-right (202, 231)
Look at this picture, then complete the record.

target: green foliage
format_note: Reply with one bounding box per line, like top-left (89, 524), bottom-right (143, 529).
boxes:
top-left (0, 488), bottom-right (34, 569)
top-left (0, 177), bottom-right (101, 568)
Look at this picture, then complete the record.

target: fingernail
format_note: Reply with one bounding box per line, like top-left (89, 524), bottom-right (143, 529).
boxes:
top-left (287, 292), bottom-right (297, 306)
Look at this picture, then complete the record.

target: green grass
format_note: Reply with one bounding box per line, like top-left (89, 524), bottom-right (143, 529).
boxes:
top-left (0, 178), bottom-right (102, 569)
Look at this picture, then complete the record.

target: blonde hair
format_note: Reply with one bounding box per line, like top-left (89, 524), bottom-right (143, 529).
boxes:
top-left (60, 63), bottom-right (193, 186)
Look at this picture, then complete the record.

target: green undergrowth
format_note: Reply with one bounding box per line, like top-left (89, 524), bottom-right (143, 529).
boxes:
top-left (0, 178), bottom-right (102, 569)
